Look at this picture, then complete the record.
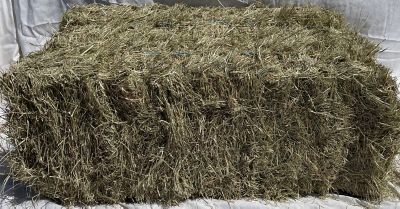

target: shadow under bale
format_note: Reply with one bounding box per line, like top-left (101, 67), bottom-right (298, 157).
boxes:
top-left (1, 3), bottom-right (399, 205)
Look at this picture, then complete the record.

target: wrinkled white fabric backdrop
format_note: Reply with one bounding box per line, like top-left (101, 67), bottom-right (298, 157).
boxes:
top-left (0, 0), bottom-right (19, 71)
top-left (0, 0), bottom-right (400, 208)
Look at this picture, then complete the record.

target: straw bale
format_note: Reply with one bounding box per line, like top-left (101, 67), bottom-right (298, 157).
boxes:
top-left (1, 4), bottom-right (399, 205)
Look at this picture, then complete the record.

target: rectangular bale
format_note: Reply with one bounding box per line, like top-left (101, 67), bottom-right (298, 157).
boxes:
top-left (1, 4), bottom-right (399, 205)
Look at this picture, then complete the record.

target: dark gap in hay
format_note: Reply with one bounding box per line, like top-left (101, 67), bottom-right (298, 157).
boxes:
top-left (1, 3), bottom-right (399, 206)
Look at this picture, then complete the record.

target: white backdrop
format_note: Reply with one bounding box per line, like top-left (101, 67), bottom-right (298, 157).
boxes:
top-left (0, 0), bottom-right (19, 71)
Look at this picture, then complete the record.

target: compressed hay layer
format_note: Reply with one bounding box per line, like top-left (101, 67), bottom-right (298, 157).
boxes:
top-left (1, 3), bottom-right (400, 205)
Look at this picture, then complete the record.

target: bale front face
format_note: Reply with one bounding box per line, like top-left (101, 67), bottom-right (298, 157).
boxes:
top-left (1, 4), bottom-right (399, 205)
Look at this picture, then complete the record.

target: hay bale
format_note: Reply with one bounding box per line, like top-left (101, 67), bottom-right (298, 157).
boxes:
top-left (1, 3), bottom-right (399, 205)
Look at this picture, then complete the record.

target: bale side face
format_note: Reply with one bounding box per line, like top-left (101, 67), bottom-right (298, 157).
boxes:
top-left (1, 4), bottom-right (399, 205)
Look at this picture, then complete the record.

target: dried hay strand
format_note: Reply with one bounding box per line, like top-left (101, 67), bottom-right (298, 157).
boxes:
top-left (1, 3), bottom-right (399, 205)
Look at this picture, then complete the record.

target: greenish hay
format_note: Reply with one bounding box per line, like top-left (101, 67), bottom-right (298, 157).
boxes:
top-left (1, 3), bottom-right (400, 205)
